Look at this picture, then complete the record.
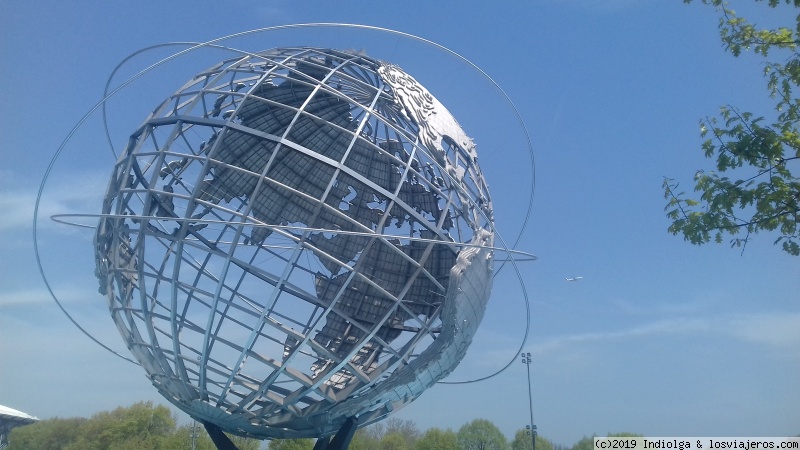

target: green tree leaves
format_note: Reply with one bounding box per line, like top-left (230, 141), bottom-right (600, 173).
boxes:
top-left (65, 401), bottom-right (175, 450)
top-left (5, 417), bottom-right (86, 450)
top-left (268, 437), bottom-right (315, 450)
top-left (511, 429), bottom-right (554, 450)
top-left (415, 428), bottom-right (459, 450)
top-left (6, 402), bottom-right (260, 450)
top-left (666, 0), bottom-right (800, 255)
top-left (7, 402), bottom-right (650, 450)
top-left (457, 419), bottom-right (509, 450)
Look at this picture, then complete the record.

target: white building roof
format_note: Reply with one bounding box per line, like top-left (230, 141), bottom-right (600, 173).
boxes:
top-left (0, 404), bottom-right (39, 424)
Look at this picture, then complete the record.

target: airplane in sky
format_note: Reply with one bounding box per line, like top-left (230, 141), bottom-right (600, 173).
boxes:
top-left (565, 276), bottom-right (583, 282)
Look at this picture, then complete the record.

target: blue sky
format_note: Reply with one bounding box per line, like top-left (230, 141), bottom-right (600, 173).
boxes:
top-left (1, 0), bottom-right (798, 446)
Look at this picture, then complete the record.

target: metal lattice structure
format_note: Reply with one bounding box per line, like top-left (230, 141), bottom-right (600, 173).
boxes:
top-left (94, 47), bottom-right (495, 439)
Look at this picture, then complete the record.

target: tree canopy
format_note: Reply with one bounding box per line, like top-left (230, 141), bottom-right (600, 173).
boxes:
top-left (415, 427), bottom-right (459, 450)
top-left (375, 417), bottom-right (422, 450)
top-left (457, 419), bottom-right (509, 450)
top-left (5, 417), bottom-right (87, 450)
top-left (511, 429), bottom-right (554, 450)
top-left (569, 435), bottom-right (596, 450)
top-left (380, 432), bottom-right (410, 450)
top-left (7, 401), bottom-right (653, 450)
top-left (664, 0), bottom-right (800, 255)
top-left (6, 402), bottom-right (259, 450)
top-left (268, 437), bottom-right (315, 450)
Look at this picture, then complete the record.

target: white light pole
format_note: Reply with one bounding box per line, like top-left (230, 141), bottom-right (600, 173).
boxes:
top-left (522, 352), bottom-right (536, 450)
top-left (190, 419), bottom-right (198, 450)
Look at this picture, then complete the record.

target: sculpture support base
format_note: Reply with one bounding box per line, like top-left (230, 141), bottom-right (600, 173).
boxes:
top-left (201, 417), bottom-right (359, 450)
top-left (203, 421), bottom-right (240, 450)
top-left (313, 416), bottom-right (359, 450)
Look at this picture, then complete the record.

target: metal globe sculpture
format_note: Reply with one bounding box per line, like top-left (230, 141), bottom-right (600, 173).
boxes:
top-left (93, 46), bottom-right (495, 439)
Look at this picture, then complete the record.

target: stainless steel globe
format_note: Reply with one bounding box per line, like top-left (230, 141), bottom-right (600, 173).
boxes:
top-left (94, 47), bottom-right (494, 439)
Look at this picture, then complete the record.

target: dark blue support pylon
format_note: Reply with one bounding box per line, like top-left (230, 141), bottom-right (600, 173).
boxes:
top-left (314, 416), bottom-right (359, 450)
top-left (203, 421), bottom-right (240, 450)
top-left (313, 436), bottom-right (329, 450)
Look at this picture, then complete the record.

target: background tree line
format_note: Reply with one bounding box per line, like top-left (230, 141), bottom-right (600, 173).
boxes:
top-left (6, 401), bottom-right (259, 450)
top-left (7, 401), bottom-right (641, 450)
top-left (269, 417), bottom-right (641, 450)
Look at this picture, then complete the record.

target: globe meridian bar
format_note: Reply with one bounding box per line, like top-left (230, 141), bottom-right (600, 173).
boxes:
top-left (94, 47), bottom-right (494, 439)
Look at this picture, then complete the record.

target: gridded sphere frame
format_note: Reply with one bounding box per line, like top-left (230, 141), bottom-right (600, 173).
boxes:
top-left (94, 47), bottom-right (495, 439)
